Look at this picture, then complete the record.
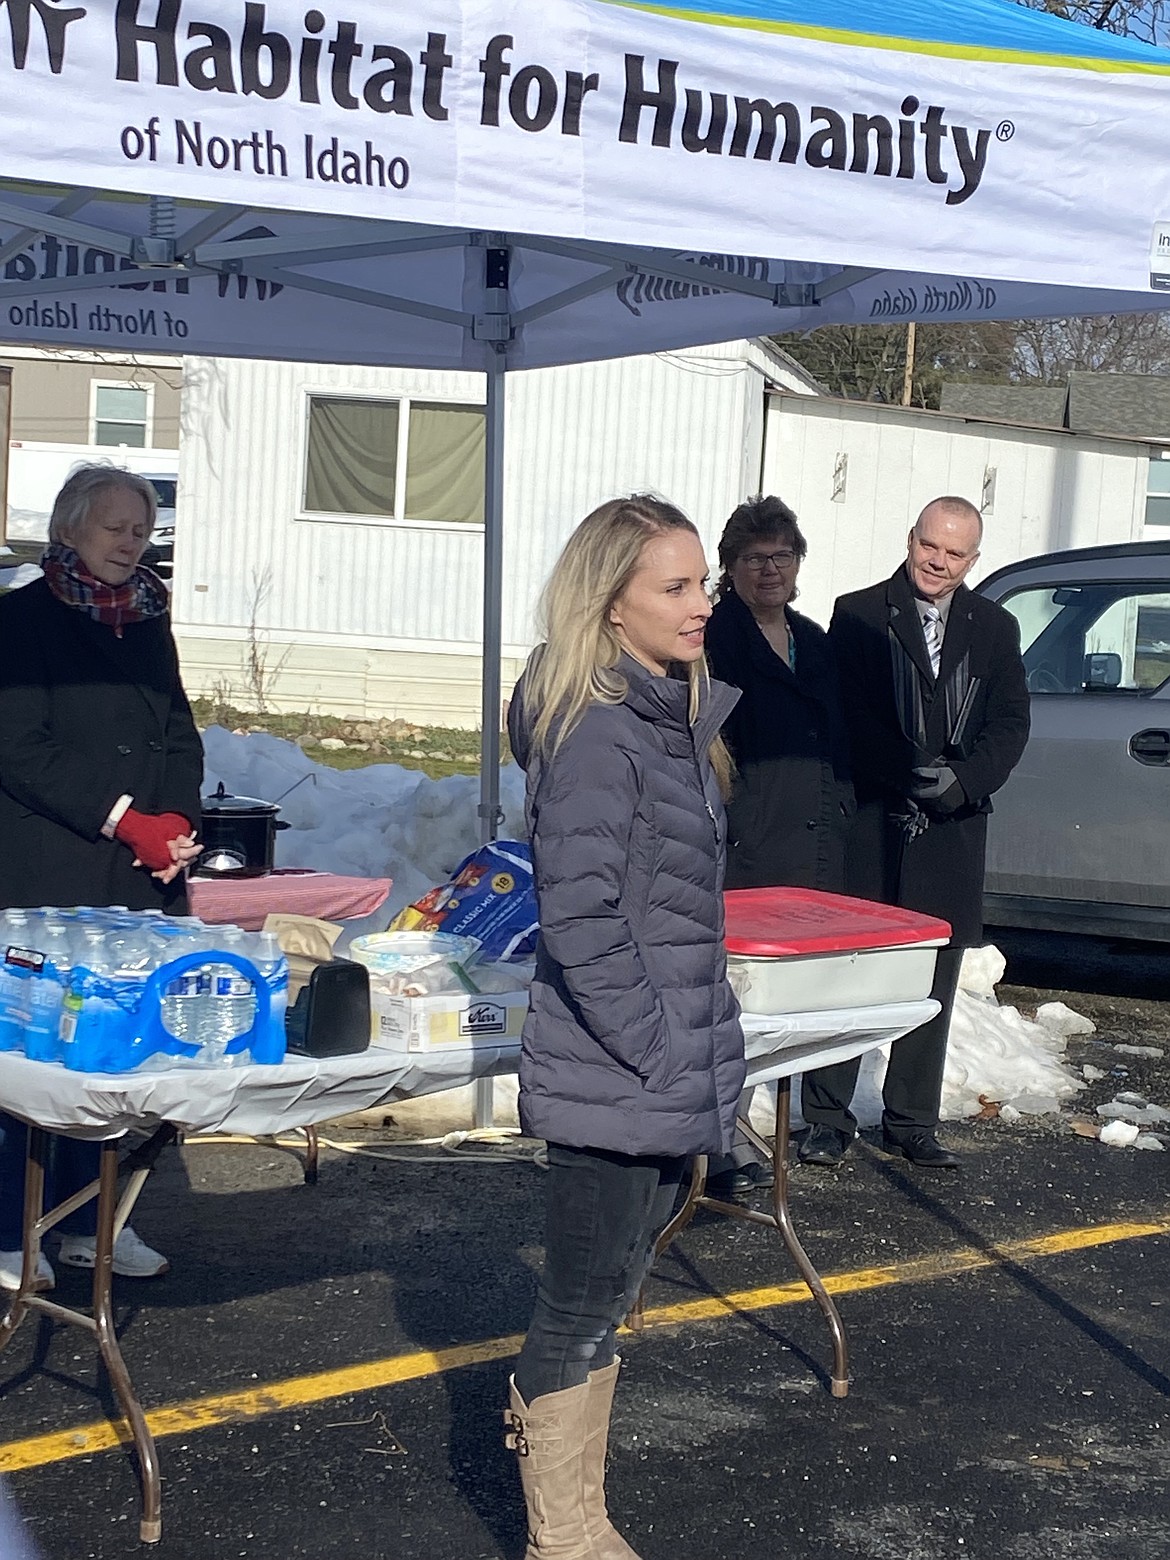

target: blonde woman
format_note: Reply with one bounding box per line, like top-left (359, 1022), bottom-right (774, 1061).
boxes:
top-left (505, 495), bottom-right (746, 1559)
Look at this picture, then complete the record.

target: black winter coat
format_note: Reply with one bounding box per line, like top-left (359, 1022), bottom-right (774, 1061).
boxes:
top-left (829, 568), bottom-right (1030, 947)
top-left (0, 579), bottom-right (203, 913)
top-left (508, 655), bottom-right (746, 1158)
top-left (705, 591), bottom-right (853, 892)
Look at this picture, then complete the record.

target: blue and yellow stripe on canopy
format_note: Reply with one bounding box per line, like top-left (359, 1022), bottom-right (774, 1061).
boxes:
top-left (600, 0), bottom-right (1170, 74)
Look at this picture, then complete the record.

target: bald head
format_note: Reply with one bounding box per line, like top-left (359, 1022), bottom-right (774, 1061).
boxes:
top-left (906, 496), bottom-right (982, 602)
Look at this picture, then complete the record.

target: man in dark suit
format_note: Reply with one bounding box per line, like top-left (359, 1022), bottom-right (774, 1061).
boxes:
top-left (800, 496), bottom-right (1030, 1170)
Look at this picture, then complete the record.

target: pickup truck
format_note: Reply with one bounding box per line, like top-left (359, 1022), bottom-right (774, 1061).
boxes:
top-left (979, 539), bottom-right (1170, 941)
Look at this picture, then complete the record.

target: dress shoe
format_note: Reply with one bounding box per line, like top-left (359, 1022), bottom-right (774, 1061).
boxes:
top-left (798, 1125), bottom-right (854, 1167)
top-left (881, 1130), bottom-right (961, 1170)
top-left (705, 1158), bottom-right (774, 1198)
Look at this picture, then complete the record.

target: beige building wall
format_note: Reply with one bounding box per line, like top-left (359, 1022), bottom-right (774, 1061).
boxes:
top-left (174, 631), bottom-right (527, 729)
top-left (0, 355), bottom-right (181, 446)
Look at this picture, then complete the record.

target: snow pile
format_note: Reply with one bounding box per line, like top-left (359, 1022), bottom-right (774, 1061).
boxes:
top-left (940, 945), bottom-right (1087, 1121)
top-left (0, 562), bottom-right (42, 591)
top-left (200, 727), bottom-right (527, 939)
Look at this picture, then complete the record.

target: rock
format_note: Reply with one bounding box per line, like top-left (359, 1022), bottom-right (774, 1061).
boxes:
top-left (1097, 1096), bottom-right (1170, 1126)
top-left (430, 750), bottom-right (451, 761)
top-left (1114, 1044), bottom-right (1165, 1058)
top-left (1035, 1001), bottom-right (1095, 1038)
top-left (1135, 1134), bottom-right (1166, 1152)
top-left (295, 734), bottom-right (318, 751)
top-left (319, 737), bottom-right (347, 751)
top-left (354, 723), bottom-right (377, 741)
top-left (1099, 1119), bottom-right (1140, 1148)
top-left (1010, 1093), bottom-right (1062, 1116)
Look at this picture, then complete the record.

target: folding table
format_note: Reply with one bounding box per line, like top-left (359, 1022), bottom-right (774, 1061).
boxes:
top-left (0, 998), bottom-right (934, 1542)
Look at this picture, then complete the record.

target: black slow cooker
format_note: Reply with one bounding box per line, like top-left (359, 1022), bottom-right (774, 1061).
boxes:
top-left (194, 783), bottom-right (289, 878)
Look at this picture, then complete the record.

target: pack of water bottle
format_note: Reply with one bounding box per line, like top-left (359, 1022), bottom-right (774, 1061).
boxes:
top-left (0, 907), bottom-right (289, 1073)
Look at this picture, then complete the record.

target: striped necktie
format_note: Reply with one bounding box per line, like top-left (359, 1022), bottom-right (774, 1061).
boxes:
top-left (922, 605), bottom-right (943, 678)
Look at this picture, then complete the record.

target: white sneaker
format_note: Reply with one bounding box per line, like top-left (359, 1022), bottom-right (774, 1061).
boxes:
top-left (0, 1249), bottom-right (54, 1291)
top-left (57, 1227), bottom-right (169, 1279)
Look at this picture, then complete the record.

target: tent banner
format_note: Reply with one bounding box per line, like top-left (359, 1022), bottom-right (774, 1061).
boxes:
top-left (1, 1), bottom-right (1170, 292)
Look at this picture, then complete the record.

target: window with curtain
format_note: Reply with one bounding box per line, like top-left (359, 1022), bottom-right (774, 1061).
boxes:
top-left (404, 402), bottom-right (485, 523)
top-left (93, 383), bottom-right (149, 447)
top-left (302, 394), bottom-right (485, 523)
top-left (304, 397), bottom-right (398, 516)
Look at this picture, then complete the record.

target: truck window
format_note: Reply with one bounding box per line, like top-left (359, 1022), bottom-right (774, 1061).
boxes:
top-left (1002, 584), bottom-right (1170, 694)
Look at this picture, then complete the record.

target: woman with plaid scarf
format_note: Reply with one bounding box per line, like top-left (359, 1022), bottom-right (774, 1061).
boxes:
top-left (0, 464), bottom-right (204, 1291)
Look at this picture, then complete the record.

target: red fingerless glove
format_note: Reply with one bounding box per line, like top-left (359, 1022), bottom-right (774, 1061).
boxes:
top-left (114, 809), bottom-right (192, 872)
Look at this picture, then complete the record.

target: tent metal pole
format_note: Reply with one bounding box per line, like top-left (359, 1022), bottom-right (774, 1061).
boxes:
top-left (473, 338), bottom-right (507, 1132)
top-left (478, 346), bottom-right (506, 849)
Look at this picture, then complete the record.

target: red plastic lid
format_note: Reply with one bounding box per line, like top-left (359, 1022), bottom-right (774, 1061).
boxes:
top-left (724, 887), bottom-right (951, 956)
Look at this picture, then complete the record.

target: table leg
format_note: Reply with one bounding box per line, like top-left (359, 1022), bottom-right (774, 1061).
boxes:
top-left (627, 1083), bottom-right (850, 1396)
top-left (0, 1129), bottom-right (170, 1543)
top-left (302, 1125), bottom-right (320, 1186)
top-left (0, 1126), bottom-right (50, 1347)
top-left (763, 1080), bottom-right (849, 1398)
top-left (92, 1139), bottom-right (163, 1542)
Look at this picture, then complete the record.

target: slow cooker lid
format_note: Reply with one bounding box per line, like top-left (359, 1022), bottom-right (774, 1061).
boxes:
top-left (200, 781), bottom-right (280, 817)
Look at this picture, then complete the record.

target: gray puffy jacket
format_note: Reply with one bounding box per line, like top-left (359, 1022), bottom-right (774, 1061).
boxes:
top-left (508, 654), bottom-right (746, 1158)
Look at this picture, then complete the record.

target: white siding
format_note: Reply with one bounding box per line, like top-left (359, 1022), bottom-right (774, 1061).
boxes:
top-left (173, 343), bottom-right (774, 663)
top-left (761, 395), bottom-right (1149, 628)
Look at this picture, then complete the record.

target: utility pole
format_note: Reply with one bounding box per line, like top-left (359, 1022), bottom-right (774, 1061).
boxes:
top-left (901, 321), bottom-right (916, 406)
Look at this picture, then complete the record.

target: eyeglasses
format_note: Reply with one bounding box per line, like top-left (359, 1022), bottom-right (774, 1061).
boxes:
top-left (739, 550), bottom-right (797, 571)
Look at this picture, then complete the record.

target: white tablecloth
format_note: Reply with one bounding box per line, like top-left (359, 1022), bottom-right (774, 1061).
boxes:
top-left (0, 998), bottom-right (936, 1142)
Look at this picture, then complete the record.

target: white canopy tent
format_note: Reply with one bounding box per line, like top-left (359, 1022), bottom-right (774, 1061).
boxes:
top-left (2, 0), bottom-right (1170, 832)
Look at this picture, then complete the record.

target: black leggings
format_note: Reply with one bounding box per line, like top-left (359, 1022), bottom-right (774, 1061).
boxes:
top-left (514, 1143), bottom-right (685, 1405)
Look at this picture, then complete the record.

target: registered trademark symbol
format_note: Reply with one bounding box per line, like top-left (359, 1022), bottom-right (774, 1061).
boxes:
top-left (996, 120), bottom-right (1015, 141)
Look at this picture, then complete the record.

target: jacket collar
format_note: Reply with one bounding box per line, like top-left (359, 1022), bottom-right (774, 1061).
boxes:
top-left (618, 651), bottom-right (739, 747)
top-left (885, 565), bottom-right (974, 686)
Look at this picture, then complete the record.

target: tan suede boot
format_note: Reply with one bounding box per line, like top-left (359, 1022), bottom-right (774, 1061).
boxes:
top-left (582, 1360), bottom-right (642, 1559)
top-left (505, 1376), bottom-right (596, 1559)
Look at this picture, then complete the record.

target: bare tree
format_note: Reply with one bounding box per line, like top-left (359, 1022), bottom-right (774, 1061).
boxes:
top-left (1013, 0), bottom-right (1168, 45)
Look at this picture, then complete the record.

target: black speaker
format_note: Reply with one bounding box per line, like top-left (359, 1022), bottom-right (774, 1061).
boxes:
top-left (284, 958), bottom-right (370, 1058)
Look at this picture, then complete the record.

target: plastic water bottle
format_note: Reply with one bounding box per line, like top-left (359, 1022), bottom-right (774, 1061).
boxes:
top-left (61, 930), bottom-right (126, 1072)
top-left (220, 929), bottom-right (257, 1059)
top-left (195, 930), bottom-right (248, 1066)
top-left (252, 932), bottom-right (289, 1064)
top-left (160, 931), bottom-right (208, 1050)
top-left (0, 910), bottom-right (33, 1051)
top-left (24, 915), bottom-right (73, 1063)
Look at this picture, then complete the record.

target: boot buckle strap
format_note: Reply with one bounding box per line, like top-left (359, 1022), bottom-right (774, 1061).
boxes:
top-left (503, 1408), bottom-right (530, 1456)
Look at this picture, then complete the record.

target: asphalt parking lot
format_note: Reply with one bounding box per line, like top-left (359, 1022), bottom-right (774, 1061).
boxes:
top-left (1, 929), bottom-right (1167, 1560)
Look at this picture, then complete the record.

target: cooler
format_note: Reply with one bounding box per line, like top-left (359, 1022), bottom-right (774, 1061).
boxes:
top-left (724, 888), bottom-right (950, 1015)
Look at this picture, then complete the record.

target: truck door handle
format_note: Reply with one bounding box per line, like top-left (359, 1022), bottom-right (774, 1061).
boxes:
top-left (1130, 728), bottom-right (1170, 765)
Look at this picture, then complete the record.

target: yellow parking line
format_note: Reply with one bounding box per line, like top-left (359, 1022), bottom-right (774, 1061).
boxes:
top-left (1, 1212), bottom-right (1166, 1476)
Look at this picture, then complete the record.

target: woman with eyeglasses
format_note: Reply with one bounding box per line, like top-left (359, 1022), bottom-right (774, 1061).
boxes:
top-left (703, 495), bottom-right (854, 1194)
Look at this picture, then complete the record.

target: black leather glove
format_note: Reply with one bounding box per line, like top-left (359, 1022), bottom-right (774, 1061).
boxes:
top-left (909, 765), bottom-right (965, 816)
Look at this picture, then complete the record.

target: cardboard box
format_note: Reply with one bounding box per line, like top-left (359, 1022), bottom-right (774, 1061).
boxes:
top-left (370, 988), bottom-right (528, 1053)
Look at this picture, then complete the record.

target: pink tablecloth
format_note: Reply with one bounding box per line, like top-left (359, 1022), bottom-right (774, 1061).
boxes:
top-left (188, 870), bottom-right (392, 930)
